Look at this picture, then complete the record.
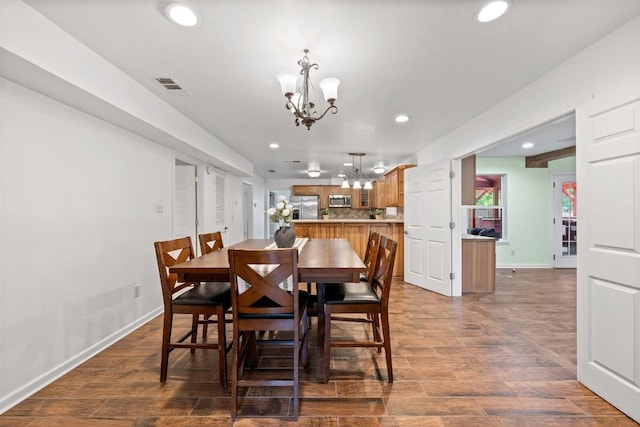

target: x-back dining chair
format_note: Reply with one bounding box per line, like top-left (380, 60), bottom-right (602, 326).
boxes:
top-left (154, 236), bottom-right (232, 386)
top-left (227, 247), bottom-right (309, 420)
top-left (322, 234), bottom-right (398, 383)
top-left (199, 231), bottom-right (224, 255)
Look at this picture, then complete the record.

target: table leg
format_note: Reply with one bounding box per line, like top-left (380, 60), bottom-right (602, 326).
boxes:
top-left (315, 282), bottom-right (326, 381)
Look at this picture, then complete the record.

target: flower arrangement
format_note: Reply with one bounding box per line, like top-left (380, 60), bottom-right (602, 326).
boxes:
top-left (267, 195), bottom-right (293, 227)
top-left (374, 208), bottom-right (383, 216)
top-left (320, 208), bottom-right (329, 216)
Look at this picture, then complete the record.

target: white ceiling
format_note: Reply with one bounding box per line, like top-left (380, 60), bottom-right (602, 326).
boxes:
top-left (23, 0), bottom-right (640, 179)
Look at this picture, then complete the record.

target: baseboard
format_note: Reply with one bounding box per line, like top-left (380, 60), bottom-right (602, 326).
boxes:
top-left (496, 263), bottom-right (552, 269)
top-left (0, 306), bottom-right (163, 415)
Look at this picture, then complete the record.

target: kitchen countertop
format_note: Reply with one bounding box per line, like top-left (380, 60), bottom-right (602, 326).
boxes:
top-left (462, 234), bottom-right (496, 240)
top-left (292, 219), bottom-right (404, 224)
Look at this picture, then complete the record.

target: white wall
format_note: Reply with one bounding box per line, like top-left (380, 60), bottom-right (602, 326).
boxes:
top-left (0, 78), bottom-right (175, 410)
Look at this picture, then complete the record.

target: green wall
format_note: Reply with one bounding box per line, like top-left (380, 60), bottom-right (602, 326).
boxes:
top-left (475, 156), bottom-right (575, 267)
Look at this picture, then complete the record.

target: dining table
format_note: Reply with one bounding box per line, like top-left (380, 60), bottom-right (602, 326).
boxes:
top-left (169, 237), bottom-right (367, 382)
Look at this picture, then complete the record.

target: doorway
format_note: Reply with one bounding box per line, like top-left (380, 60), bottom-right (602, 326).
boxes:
top-left (174, 159), bottom-right (198, 251)
top-left (552, 173), bottom-right (577, 268)
top-left (242, 182), bottom-right (253, 240)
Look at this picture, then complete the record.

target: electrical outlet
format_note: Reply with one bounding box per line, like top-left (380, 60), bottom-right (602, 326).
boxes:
top-left (133, 284), bottom-right (141, 298)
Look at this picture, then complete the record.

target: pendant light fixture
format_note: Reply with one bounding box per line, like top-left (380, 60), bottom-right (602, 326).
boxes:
top-left (341, 153), bottom-right (373, 190)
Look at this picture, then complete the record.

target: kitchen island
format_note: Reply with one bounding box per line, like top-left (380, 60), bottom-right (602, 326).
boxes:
top-left (292, 219), bottom-right (404, 277)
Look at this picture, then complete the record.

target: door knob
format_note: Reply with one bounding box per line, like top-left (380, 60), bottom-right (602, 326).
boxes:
top-left (404, 230), bottom-right (409, 235)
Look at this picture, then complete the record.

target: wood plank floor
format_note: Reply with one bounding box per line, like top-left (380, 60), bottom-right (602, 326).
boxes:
top-left (2, 268), bottom-right (638, 426)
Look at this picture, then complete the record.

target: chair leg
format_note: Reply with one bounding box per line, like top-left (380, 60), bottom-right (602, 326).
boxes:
top-left (217, 308), bottom-right (227, 388)
top-left (190, 314), bottom-right (198, 354)
top-left (322, 305), bottom-right (332, 383)
top-left (292, 322), bottom-right (300, 420)
top-left (231, 325), bottom-right (240, 420)
top-left (372, 312), bottom-right (382, 353)
top-left (381, 309), bottom-right (393, 383)
top-left (160, 312), bottom-right (173, 382)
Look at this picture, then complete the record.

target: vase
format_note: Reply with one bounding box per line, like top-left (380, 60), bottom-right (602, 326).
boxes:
top-left (274, 225), bottom-right (296, 248)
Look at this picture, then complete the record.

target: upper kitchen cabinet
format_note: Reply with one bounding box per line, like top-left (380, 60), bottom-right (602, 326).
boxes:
top-left (373, 180), bottom-right (386, 208)
top-left (351, 188), bottom-right (373, 209)
top-left (384, 164), bottom-right (415, 206)
top-left (292, 185), bottom-right (320, 196)
top-left (328, 186), bottom-right (351, 195)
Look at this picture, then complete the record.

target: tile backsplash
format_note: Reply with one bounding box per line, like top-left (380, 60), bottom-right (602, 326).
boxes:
top-left (322, 207), bottom-right (403, 220)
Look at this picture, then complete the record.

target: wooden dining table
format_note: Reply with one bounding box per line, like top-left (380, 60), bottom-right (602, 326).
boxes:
top-left (169, 238), bottom-right (366, 382)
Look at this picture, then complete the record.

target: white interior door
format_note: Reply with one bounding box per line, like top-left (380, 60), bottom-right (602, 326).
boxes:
top-left (552, 173), bottom-right (577, 268)
top-left (577, 84), bottom-right (640, 423)
top-left (174, 161), bottom-right (197, 248)
top-left (405, 161), bottom-right (453, 296)
top-left (404, 166), bottom-right (427, 288)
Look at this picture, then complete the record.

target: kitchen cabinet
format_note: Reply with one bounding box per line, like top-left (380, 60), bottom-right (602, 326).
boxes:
top-left (373, 180), bottom-right (386, 208)
top-left (351, 188), bottom-right (373, 209)
top-left (462, 235), bottom-right (495, 293)
top-left (318, 186), bottom-right (330, 209)
top-left (384, 164), bottom-right (415, 206)
top-left (344, 223), bottom-right (369, 259)
top-left (328, 186), bottom-right (351, 195)
top-left (293, 223), bottom-right (318, 238)
top-left (292, 185), bottom-right (320, 196)
top-left (291, 220), bottom-right (405, 277)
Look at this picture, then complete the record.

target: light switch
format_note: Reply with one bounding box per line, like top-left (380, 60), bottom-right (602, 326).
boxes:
top-left (156, 202), bottom-right (164, 213)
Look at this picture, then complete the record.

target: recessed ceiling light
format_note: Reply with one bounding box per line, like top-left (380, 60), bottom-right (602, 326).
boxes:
top-left (343, 162), bottom-right (353, 167)
top-left (476, 1), bottom-right (509, 23)
top-left (337, 173), bottom-right (346, 178)
top-left (395, 114), bottom-right (409, 123)
top-left (165, 3), bottom-right (198, 27)
top-left (269, 143), bottom-right (279, 149)
top-left (307, 170), bottom-right (321, 178)
top-left (522, 142), bottom-right (535, 149)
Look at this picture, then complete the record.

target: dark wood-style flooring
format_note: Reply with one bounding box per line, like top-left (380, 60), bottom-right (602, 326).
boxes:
top-left (2, 269), bottom-right (638, 426)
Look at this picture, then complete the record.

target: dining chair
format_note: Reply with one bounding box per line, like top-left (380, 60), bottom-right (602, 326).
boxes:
top-left (154, 236), bottom-right (232, 386)
top-left (198, 231), bottom-right (226, 339)
top-left (322, 234), bottom-right (397, 383)
top-left (227, 248), bottom-right (309, 420)
top-left (198, 231), bottom-right (224, 255)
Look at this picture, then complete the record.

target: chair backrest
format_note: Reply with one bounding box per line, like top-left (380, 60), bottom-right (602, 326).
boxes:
top-left (154, 236), bottom-right (196, 307)
top-left (370, 235), bottom-right (398, 305)
top-left (228, 248), bottom-right (299, 316)
top-left (199, 231), bottom-right (224, 255)
top-left (362, 231), bottom-right (381, 281)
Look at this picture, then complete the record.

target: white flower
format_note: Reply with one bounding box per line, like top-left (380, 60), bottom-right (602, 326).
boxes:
top-left (268, 197), bottom-right (293, 225)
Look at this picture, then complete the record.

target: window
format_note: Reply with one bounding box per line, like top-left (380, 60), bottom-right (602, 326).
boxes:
top-left (467, 174), bottom-right (505, 240)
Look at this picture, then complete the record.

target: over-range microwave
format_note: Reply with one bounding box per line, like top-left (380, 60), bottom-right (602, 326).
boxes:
top-left (328, 194), bottom-right (351, 208)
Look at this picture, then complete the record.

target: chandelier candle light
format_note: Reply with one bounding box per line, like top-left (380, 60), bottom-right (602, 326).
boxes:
top-left (277, 49), bottom-right (340, 130)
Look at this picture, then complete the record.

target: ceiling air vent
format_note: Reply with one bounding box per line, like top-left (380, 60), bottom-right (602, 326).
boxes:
top-left (155, 77), bottom-right (190, 95)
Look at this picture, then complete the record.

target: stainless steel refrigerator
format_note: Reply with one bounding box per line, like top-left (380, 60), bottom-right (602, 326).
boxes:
top-left (290, 196), bottom-right (319, 220)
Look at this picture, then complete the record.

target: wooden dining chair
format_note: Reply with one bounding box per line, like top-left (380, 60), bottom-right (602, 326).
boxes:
top-left (154, 236), bottom-right (232, 386)
top-left (198, 231), bottom-right (224, 255)
top-left (322, 234), bottom-right (397, 383)
top-left (227, 248), bottom-right (309, 420)
top-left (198, 231), bottom-right (226, 338)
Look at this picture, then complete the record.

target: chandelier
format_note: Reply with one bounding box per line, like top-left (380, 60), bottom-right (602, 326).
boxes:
top-left (276, 49), bottom-right (340, 130)
top-left (341, 153), bottom-right (373, 190)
